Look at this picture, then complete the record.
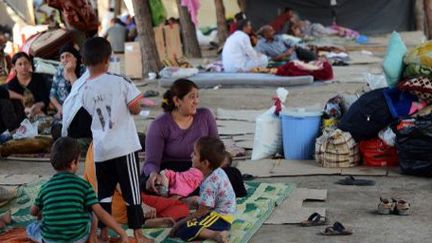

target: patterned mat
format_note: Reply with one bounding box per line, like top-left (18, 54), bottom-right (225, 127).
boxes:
top-left (0, 181), bottom-right (294, 243)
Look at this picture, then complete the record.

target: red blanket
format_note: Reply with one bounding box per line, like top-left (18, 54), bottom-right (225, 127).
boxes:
top-left (276, 60), bottom-right (334, 81)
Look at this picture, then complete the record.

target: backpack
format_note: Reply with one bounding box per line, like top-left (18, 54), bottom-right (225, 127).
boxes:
top-left (338, 88), bottom-right (393, 142)
top-left (315, 128), bottom-right (360, 168)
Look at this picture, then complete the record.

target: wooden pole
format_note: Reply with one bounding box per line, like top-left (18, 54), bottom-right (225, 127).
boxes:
top-left (215, 0), bottom-right (229, 45)
top-left (415, 0), bottom-right (425, 34)
top-left (424, 0), bottom-right (432, 39)
top-left (132, 0), bottom-right (162, 76)
top-left (238, 0), bottom-right (246, 12)
top-left (176, 0), bottom-right (202, 58)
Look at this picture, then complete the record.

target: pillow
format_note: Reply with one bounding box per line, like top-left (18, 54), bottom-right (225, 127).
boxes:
top-left (404, 41), bottom-right (432, 67)
top-left (382, 32), bottom-right (407, 87)
top-left (403, 63), bottom-right (432, 79)
top-left (398, 76), bottom-right (432, 103)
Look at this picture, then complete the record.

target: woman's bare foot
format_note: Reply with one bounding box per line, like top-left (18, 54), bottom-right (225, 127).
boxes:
top-left (144, 217), bottom-right (175, 228)
top-left (134, 229), bottom-right (154, 243)
top-left (0, 211), bottom-right (11, 224)
top-left (214, 231), bottom-right (229, 243)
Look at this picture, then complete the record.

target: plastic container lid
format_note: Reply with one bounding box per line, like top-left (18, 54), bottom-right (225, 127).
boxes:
top-left (281, 108), bottom-right (322, 118)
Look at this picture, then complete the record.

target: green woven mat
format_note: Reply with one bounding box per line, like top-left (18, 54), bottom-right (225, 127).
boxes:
top-left (1, 181), bottom-right (294, 242)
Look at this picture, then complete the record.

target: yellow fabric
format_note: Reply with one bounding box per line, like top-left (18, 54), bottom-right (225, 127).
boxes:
top-left (83, 143), bottom-right (128, 224)
top-left (211, 211), bottom-right (234, 224)
top-left (405, 41), bottom-right (432, 67)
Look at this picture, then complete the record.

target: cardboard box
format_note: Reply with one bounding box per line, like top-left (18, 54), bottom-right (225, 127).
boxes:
top-left (124, 42), bottom-right (142, 79)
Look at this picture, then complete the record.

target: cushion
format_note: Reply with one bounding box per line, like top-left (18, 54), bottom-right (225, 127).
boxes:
top-left (404, 41), bottom-right (432, 67)
top-left (398, 76), bottom-right (432, 103)
top-left (382, 32), bottom-right (408, 87)
top-left (403, 63), bottom-right (432, 79)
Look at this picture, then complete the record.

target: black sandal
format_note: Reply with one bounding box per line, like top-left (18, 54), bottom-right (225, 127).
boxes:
top-left (300, 212), bottom-right (328, 227)
top-left (335, 175), bottom-right (376, 186)
top-left (321, 221), bottom-right (353, 235)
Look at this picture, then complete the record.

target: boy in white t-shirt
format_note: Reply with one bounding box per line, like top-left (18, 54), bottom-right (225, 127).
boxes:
top-left (80, 37), bottom-right (151, 243)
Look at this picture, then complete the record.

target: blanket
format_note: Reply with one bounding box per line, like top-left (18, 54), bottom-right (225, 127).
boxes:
top-left (0, 181), bottom-right (294, 243)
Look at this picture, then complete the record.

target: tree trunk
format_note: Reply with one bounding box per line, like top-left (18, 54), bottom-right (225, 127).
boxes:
top-left (176, 0), bottom-right (202, 58)
top-left (237, 0), bottom-right (246, 12)
top-left (132, 0), bottom-right (162, 77)
top-left (114, 0), bottom-right (122, 17)
top-left (214, 0), bottom-right (228, 45)
top-left (425, 0), bottom-right (432, 39)
top-left (416, 0), bottom-right (425, 33)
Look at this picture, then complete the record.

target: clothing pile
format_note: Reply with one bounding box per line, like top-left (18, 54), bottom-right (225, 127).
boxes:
top-left (276, 59), bottom-right (333, 81)
top-left (314, 34), bottom-right (432, 176)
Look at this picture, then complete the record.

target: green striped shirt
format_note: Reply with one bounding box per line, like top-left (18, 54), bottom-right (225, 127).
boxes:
top-left (35, 172), bottom-right (99, 242)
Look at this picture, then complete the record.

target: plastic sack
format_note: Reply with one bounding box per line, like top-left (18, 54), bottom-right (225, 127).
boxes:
top-left (378, 127), bottom-right (396, 147)
top-left (393, 115), bottom-right (432, 176)
top-left (159, 67), bottom-right (199, 79)
top-left (251, 88), bottom-right (289, 160)
top-left (359, 138), bottom-right (398, 167)
top-left (364, 73), bottom-right (387, 90)
top-left (12, 119), bottom-right (38, 140)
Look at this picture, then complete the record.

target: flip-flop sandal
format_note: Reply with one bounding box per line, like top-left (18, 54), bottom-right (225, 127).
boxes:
top-left (321, 221), bottom-right (353, 236)
top-left (300, 212), bottom-right (328, 227)
top-left (335, 175), bottom-right (376, 186)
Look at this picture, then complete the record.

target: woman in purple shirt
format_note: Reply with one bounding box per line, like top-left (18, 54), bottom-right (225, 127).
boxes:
top-left (142, 79), bottom-right (218, 193)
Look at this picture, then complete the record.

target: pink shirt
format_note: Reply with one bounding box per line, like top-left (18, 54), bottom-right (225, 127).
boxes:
top-left (163, 168), bottom-right (204, 197)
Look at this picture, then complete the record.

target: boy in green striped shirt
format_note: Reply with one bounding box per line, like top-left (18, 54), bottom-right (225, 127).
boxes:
top-left (26, 137), bottom-right (129, 243)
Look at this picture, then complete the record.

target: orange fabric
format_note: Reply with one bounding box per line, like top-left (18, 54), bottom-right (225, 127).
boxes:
top-left (142, 194), bottom-right (189, 221)
top-left (0, 228), bottom-right (35, 243)
top-left (84, 143), bottom-right (128, 224)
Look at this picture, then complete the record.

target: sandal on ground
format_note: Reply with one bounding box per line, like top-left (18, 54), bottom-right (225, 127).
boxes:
top-left (393, 198), bottom-right (410, 216)
top-left (242, 173), bottom-right (255, 181)
top-left (377, 197), bottom-right (395, 215)
top-left (335, 175), bottom-right (376, 186)
top-left (321, 221), bottom-right (353, 236)
top-left (300, 212), bottom-right (328, 227)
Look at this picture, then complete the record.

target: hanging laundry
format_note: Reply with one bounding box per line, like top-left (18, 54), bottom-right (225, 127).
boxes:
top-left (181, 0), bottom-right (200, 26)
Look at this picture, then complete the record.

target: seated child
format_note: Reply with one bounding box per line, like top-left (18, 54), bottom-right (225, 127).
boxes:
top-left (170, 137), bottom-right (236, 243)
top-left (26, 137), bottom-right (129, 243)
top-left (157, 167), bottom-right (204, 198)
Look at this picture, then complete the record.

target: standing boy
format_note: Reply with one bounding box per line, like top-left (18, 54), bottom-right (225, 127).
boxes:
top-left (27, 137), bottom-right (129, 243)
top-left (80, 37), bottom-right (150, 242)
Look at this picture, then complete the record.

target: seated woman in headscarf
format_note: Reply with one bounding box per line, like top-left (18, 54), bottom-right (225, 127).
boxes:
top-left (0, 52), bottom-right (49, 138)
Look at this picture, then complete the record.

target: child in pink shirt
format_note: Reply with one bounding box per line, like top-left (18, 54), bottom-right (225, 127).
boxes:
top-left (157, 168), bottom-right (204, 198)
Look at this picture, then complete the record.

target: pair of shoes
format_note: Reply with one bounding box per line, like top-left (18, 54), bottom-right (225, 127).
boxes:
top-left (377, 197), bottom-right (411, 215)
top-left (321, 221), bottom-right (353, 235)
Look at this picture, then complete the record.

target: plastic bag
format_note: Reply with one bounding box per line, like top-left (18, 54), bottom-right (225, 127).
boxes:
top-left (12, 119), bottom-right (38, 140)
top-left (378, 127), bottom-right (396, 147)
top-left (364, 73), bottom-right (387, 90)
top-left (251, 88), bottom-right (289, 160)
top-left (159, 67), bottom-right (199, 79)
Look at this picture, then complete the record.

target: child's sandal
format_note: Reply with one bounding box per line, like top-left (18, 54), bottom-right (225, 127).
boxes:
top-left (393, 198), bottom-right (410, 216)
top-left (377, 197), bottom-right (394, 215)
top-left (300, 212), bottom-right (328, 227)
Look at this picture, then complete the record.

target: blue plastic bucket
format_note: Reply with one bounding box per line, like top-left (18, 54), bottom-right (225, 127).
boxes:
top-left (281, 109), bottom-right (322, 160)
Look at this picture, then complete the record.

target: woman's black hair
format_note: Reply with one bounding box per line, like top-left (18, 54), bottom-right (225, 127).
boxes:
top-left (162, 79), bottom-right (198, 112)
top-left (11, 52), bottom-right (34, 70)
top-left (237, 19), bottom-right (250, 31)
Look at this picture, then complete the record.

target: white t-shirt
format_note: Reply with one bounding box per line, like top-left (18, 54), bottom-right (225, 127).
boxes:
top-left (222, 30), bottom-right (268, 72)
top-left (81, 73), bottom-right (142, 162)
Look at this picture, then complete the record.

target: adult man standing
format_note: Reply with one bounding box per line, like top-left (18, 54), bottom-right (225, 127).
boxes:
top-left (222, 20), bottom-right (268, 72)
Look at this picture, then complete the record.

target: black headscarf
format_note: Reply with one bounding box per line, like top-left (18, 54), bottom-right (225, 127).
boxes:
top-left (59, 44), bottom-right (82, 77)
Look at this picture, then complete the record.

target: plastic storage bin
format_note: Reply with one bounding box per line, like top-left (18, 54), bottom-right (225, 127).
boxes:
top-left (281, 108), bottom-right (322, 160)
